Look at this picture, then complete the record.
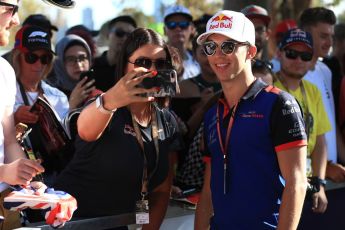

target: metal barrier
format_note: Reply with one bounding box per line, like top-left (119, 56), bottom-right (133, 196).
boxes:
top-left (16, 181), bottom-right (345, 230)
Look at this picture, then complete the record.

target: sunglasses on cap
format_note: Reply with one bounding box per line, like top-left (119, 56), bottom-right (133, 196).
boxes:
top-left (284, 49), bottom-right (313, 62)
top-left (24, 52), bottom-right (53, 65)
top-left (0, 1), bottom-right (18, 16)
top-left (110, 28), bottom-right (131, 38)
top-left (128, 58), bottom-right (171, 70)
top-left (203, 40), bottom-right (249, 56)
top-left (165, 21), bottom-right (190, 30)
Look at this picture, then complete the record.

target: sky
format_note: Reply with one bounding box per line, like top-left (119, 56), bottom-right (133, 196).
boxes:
top-left (36, 0), bottom-right (345, 31)
top-left (49, 0), bottom-right (175, 30)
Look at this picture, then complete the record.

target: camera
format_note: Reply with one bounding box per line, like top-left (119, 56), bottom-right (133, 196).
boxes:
top-left (79, 69), bottom-right (95, 85)
top-left (139, 69), bottom-right (179, 97)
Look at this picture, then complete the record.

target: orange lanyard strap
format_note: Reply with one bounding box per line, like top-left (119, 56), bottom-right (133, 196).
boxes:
top-left (216, 102), bottom-right (238, 194)
top-left (131, 108), bottom-right (159, 198)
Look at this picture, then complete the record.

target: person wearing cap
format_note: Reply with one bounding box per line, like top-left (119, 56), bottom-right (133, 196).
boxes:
top-left (275, 28), bottom-right (330, 213)
top-left (270, 19), bottom-right (298, 73)
top-left (11, 25), bottom-right (69, 185)
top-left (92, 15), bottom-right (137, 92)
top-left (2, 13), bottom-right (59, 63)
top-left (0, 2), bottom-right (45, 229)
top-left (241, 4), bottom-right (271, 60)
top-left (299, 7), bottom-right (345, 185)
top-left (164, 4), bottom-right (200, 80)
top-left (23, 14), bottom-right (58, 38)
top-left (195, 10), bottom-right (307, 229)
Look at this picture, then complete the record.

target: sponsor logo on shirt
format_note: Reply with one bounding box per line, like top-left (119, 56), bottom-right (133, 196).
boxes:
top-left (240, 110), bottom-right (264, 118)
top-left (282, 100), bottom-right (301, 116)
top-left (288, 121), bottom-right (305, 137)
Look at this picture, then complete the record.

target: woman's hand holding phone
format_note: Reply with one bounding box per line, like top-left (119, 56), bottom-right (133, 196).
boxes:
top-left (69, 76), bottom-right (96, 109)
top-left (102, 68), bottom-right (159, 110)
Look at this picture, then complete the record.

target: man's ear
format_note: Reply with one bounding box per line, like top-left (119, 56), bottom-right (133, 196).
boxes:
top-left (247, 45), bottom-right (257, 59)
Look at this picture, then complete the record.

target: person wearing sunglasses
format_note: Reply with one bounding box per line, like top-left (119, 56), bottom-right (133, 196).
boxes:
top-left (195, 11), bottom-right (308, 229)
top-left (11, 25), bottom-right (70, 189)
top-left (0, 2), bottom-right (45, 229)
top-left (49, 34), bottom-right (100, 111)
top-left (163, 5), bottom-right (200, 80)
top-left (275, 28), bottom-right (330, 214)
top-left (92, 15), bottom-right (137, 92)
top-left (54, 28), bottom-right (181, 229)
top-left (299, 8), bottom-right (345, 187)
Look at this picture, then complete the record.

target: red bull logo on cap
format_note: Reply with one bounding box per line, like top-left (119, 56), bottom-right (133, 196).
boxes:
top-left (209, 14), bottom-right (233, 30)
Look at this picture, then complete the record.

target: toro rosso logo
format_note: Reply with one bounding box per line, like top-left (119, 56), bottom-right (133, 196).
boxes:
top-left (209, 14), bottom-right (233, 30)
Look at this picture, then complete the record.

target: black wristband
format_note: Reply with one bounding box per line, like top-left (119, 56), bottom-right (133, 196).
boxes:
top-left (308, 176), bottom-right (327, 193)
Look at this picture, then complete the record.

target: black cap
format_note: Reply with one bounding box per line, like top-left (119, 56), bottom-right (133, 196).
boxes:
top-left (14, 25), bottom-right (55, 54)
top-left (66, 25), bottom-right (99, 37)
top-left (23, 14), bottom-right (58, 33)
top-left (108, 15), bottom-right (137, 30)
top-left (41, 0), bottom-right (75, 9)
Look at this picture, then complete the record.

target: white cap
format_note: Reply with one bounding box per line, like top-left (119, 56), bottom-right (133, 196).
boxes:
top-left (197, 10), bottom-right (255, 46)
top-left (163, 5), bottom-right (192, 22)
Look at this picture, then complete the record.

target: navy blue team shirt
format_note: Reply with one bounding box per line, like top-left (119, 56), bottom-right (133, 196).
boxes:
top-left (203, 79), bottom-right (307, 229)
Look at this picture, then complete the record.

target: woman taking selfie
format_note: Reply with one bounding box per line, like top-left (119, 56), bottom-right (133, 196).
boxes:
top-left (54, 28), bottom-right (181, 229)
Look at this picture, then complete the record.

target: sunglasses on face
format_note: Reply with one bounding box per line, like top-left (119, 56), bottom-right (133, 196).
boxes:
top-left (110, 28), bottom-right (131, 38)
top-left (128, 58), bottom-right (171, 70)
top-left (64, 54), bottom-right (89, 65)
top-left (203, 40), bottom-right (249, 56)
top-left (24, 52), bottom-right (53, 65)
top-left (284, 49), bottom-right (313, 62)
top-left (165, 21), bottom-right (190, 30)
top-left (0, 1), bottom-right (18, 16)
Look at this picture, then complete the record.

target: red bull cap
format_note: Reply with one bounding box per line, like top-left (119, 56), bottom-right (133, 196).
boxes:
top-left (197, 10), bottom-right (255, 46)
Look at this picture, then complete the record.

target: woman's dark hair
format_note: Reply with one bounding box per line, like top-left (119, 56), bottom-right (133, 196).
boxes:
top-left (115, 28), bottom-right (174, 108)
top-left (115, 28), bottom-right (172, 82)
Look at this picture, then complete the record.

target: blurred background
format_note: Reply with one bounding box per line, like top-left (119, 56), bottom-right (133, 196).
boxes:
top-left (0, 0), bottom-right (344, 56)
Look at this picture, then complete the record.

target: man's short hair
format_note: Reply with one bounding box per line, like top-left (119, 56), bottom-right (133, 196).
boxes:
top-left (334, 23), bottom-right (345, 42)
top-left (299, 7), bottom-right (336, 29)
top-left (108, 15), bottom-right (137, 30)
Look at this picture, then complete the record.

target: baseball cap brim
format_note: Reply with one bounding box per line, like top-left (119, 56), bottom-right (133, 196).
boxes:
top-left (164, 13), bottom-right (192, 22)
top-left (282, 41), bottom-right (313, 51)
top-left (246, 14), bottom-right (271, 26)
top-left (197, 31), bottom-right (250, 45)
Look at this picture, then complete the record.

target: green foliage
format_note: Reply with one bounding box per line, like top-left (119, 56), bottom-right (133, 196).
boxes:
top-left (176, 0), bottom-right (222, 19)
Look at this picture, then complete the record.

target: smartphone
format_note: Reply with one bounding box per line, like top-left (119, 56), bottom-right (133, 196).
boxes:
top-left (79, 69), bottom-right (95, 84)
top-left (140, 69), bottom-right (178, 97)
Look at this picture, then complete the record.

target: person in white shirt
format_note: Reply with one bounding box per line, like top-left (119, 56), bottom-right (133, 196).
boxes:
top-left (0, 1), bottom-right (45, 229)
top-left (299, 7), bottom-right (345, 182)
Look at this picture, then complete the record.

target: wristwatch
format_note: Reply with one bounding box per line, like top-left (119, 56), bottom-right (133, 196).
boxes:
top-left (95, 93), bottom-right (117, 114)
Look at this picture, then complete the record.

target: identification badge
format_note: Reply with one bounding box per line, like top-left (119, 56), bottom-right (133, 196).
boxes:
top-left (135, 199), bottom-right (149, 224)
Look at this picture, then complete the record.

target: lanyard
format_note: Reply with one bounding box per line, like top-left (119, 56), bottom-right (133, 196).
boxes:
top-left (216, 102), bottom-right (238, 194)
top-left (276, 73), bottom-right (311, 140)
top-left (131, 108), bottom-right (160, 199)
